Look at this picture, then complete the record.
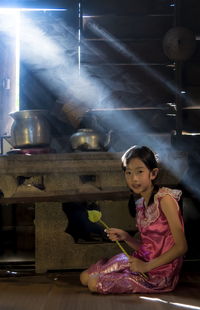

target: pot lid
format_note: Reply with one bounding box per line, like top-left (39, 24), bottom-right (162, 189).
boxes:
top-left (163, 27), bottom-right (196, 61)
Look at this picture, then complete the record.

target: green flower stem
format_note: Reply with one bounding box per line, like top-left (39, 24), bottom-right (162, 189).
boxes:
top-left (99, 218), bottom-right (148, 279)
top-left (99, 219), bottom-right (129, 256)
top-left (115, 240), bottom-right (130, 257)
top-left (99, 219), bottom-right (109, 229)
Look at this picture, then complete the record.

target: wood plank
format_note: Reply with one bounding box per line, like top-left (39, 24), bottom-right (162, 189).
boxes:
top-left (182, 108), bottom-right (200, 131)
top-left (0, 152), bottom-right (125, 178)
top-left (0, 190), bottom-right (130, 204)
top-left (82, 64), bottom-right (175, 106)
top-left (0, 281), bottom-right (52, 310)
top-left (97, 93), bottom-right (175, 108)
top-left (187, 41), bottom-right (200, 63)
top-left (0, 271), bottom-right (198, 310)
top-left (82, 15), bottom-right (173, 39)
top-left (182, 0), bottom-right (200, 34)
top-left (182, 17), bottom-right (200, 34)
top-left (184, 63), bottom-right (200, 86)
top-left (81, 39), bottom-right (170, 65)
top-left (91, 109), bottom-right (175, 133)
top-left (185, 86), bottom-right (200, 105)
top-left (82, 0), bottom-right (173, 16)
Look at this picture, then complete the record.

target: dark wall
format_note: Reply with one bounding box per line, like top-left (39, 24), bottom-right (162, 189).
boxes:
top-left (81, 0), bottom-right (175, 109)
top-left (10, 0), bottom-right (200, 138)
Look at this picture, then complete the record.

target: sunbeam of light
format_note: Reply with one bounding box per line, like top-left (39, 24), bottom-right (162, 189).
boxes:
top-left (171, 303), bottom-right (200, 310)
top-left (0, 8), bottom-right (66, 111)
top-left (1, 12), bottom-right (199, 198)
top-left (20, 14), bottom-right (186, 185)
top-left (85, 19), bottom-right (193, 106)
top-left (83, 19), bottom-right (200, 199)
top-left (18, 16), bottom-right (192, 195)
top-left (139, 296), bottom-right (168, 303)
top-left (15, 11), bottom-right (20, 111)
top-left (19, 15), bottom-right (106, 107)
top-left (0, 10), bottom-right (21, 113)
top-left (0, 8), bottom-right (66, 12)
top-left (140, 297), bottom-right (200, 310)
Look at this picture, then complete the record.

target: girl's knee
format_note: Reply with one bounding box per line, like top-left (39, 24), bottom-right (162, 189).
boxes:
top-left (88, 275), bottom-right (99, 293)
top-left (80, 270), bottom-right (89, 286)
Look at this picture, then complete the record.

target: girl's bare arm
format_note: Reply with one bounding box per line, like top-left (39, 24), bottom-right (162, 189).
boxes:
top-left (146, 195), bottom-right (188, 272)
top-left (106, 228), bottom-right (141, 251)
top-left (124, 233), bottom-right (141, 251)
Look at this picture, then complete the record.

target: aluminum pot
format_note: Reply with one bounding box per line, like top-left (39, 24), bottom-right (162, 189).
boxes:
top-left (70, 128), bottom-right (112, 151)
top-left (9, 110), bottom-right (51, 148)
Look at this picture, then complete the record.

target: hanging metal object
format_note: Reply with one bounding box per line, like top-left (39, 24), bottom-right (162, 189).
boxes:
top-left (163, 27), bottom-right (196, 61)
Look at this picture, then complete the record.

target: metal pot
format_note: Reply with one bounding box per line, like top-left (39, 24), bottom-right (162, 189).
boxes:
top-left (9, 110), bottom-right (51, 148)
top-left (70, 128), bottom-right (112, 151)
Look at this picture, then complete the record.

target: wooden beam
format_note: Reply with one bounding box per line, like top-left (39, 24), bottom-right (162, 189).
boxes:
top-left (0, 190), bottom-right (130, 204)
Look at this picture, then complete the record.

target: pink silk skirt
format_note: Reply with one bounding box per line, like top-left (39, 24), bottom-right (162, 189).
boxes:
top-left (87, 253), bottom-right (182, 294)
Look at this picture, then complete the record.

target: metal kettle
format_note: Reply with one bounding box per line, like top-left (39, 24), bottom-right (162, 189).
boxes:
top-left (70, 128), bottom-right (112, 151)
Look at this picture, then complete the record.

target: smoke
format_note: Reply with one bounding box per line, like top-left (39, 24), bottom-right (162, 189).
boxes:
top-left (19, 15), bottom-right (200, 198)
top-left (86, 20), bottom-right (192, 105)
top-left (1, 11), bottom-right (199, 198)
top-left (19, 14), bottom-right (106, 106)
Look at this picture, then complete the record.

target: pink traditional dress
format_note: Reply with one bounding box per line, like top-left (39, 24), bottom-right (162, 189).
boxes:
top-left (87, 187), bottom-right (184, 294)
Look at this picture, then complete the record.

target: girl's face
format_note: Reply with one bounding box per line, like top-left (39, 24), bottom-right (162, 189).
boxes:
top-left (124, 157), bottom-right (158, 196)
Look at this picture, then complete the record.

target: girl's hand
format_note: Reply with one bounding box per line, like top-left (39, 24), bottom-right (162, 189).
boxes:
top-left (105, 228), bottom-right (129, 242)
top-left (129, 257), bottom-right (149, 273)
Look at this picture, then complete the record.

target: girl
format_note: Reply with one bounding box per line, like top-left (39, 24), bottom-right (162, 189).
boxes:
top-left (80, 146), bottom-right (188, 294)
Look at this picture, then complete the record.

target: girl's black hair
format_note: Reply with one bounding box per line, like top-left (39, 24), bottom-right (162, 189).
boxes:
top-left (122, 145), bottom-right (158, 172)
top-left (122, 145), bottom-right (159, 217)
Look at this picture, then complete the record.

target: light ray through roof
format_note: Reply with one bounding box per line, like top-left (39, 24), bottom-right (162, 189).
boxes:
top-left (85, 19), bottom-right (192, 105)
top-left (1, 11), bottom-right (199, 198)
